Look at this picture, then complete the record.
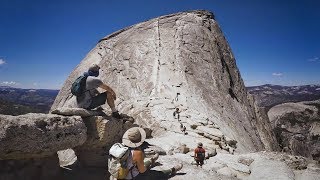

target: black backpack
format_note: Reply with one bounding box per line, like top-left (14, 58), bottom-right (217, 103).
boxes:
top-left (71, 75), bottom-right (88, 96)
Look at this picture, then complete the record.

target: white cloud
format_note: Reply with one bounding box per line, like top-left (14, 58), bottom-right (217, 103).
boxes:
top-left (272, 72), bottom-right (283, 76)
top-left (33, 82), bottom-right (38, 87)
top-left (0, 59), bottom-right (5, 65)
top-left (1, 81), bottom-right (19, 86)
top-left (308, 57), bottom-right (319, 62)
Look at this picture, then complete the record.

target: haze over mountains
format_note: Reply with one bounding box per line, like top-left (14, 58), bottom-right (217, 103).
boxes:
top-left (247, 84), bottom-right (320, 109)
top-left (2, 84), bottom-right (319, 116)
top-left (0, 86), bottom-right (59, 115)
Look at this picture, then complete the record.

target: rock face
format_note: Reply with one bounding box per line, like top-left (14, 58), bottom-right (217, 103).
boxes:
top-left (268, 100), bottom-right (320, 161)
top-left (0, 113), bottom-right (87, 160)
top-left (0, 110), bottom-right (135, 179)
top-left (73, 115), bottom-right (134, 167)
top-left (52, 10), bottom-right (276, 153)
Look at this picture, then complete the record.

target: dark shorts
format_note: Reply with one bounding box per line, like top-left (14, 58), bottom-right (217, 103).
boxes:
top-left (196, 160), bottom-right (204, 166)
top-left (87, 92), bottom-right (107, 109)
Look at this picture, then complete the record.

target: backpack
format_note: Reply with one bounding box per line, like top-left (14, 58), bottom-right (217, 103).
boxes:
top-left (71, 75), bottom-right (88, 96)
top-left (195, 148), bottom-right (205, 161)
top-left (108, 143), bottom-right (131, 179)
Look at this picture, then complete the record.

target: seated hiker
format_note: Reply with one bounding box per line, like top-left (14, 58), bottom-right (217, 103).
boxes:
top-left (194, 142), bottom-right (205, 167)
top-left (73, 64), bottom-right (121, 118)
top-left (120, 127), bottom-right (183, 180)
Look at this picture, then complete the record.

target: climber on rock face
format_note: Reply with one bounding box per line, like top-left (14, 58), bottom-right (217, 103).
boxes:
top-left (173, 108), bottom-right (181, 121)
top-left (74, 64), bottom-right (121, 119)
top-left (180, 123), bottom-right (187, 135)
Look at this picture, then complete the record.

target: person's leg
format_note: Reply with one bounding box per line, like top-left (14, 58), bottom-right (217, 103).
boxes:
top-left (87, 92), bottom-right (107, 109)
top-left (105, 91), bottom-right (116, 111)
top-left (196, 160), bottom-right (200, 167)
top-left (105, 91), bottom-right (121, 118)
top-left (88, 92), bottom-right (120, 118)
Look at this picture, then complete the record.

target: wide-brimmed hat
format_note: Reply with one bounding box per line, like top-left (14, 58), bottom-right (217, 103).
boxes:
top-left (122, 127), bottom-right (146, 148)
top-left (197, 142), bottom-right (203, 148)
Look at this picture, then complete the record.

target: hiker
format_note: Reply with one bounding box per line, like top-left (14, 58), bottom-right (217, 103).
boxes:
top-left (73, 64), bottom-right (121, 118)
top-left (180, 123), bottom-right (187, 135)
top-left (173, 108), bottom-right (180, 121)
top-left (194, 142), bottom-right (205, 167)
top-left (119, 127), bottom-right (183, 180)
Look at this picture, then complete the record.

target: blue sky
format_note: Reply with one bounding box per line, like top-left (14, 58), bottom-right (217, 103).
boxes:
top-left (0, 0), bottom-right (319, 89)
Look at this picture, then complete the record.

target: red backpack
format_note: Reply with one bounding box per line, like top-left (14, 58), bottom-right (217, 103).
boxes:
top-left (195, 148), bottom-right (205, 161)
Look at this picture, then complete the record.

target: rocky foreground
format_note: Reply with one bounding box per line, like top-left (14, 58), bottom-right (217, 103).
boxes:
top-left (0, 110), bottom-right (319, 180)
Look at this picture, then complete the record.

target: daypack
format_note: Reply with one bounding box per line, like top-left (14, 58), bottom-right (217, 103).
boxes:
top-left (108, 143), bottom-right (131, 179)
top-left (195, 148), bottom-right (205, 161)
top-left (71, 75), bottom-right (88, 96)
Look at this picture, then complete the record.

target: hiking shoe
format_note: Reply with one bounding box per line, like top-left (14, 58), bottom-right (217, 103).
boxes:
top-left (95, 106), bottom-right (104, 111)
top-left (151, 153), bottom-right (159, 165)
top-left (171, 163), bottom-right (183, 174)
top-left (112, 111), bottom-right (121, 119)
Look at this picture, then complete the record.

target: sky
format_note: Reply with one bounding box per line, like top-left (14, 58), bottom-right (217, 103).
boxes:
top-left (0, 0), bottom-right (319, 89)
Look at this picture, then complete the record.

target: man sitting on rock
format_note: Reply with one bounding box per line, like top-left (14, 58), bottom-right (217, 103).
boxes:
top-left (75, 64), bottom-right (121, 119)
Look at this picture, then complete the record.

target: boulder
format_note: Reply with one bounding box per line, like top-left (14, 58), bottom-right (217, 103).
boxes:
top-left (0, 113), bottom-right (86, 160)
top-left (213, 153), bottom-right (251, 174)
top-left (57, 149), bottom-right (77, 167)
top-left (73, 115), bottom-right (134, 167)
top-left (144, 145), bottom-right (167, 156)
top-left (206, 148), bottom-right (217, 158)
top-left (176, 144), bottom-right (190, 154)
top-left (238, 157), bottom-right (254, 166)
top-left (76, 116), bottom-right (134, 149)
top-left (217, 167), bottom-right (237, 177)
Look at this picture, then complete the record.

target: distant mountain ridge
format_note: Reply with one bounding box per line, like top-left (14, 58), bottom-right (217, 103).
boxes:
top-left (247, 84), bottom-right (320, 109)
top-left (0, 98), bottom-right (44, 115)
top-left (2, 84), bottom-right (320, 115)
top-left (0, 86), bottom-right (59, 115)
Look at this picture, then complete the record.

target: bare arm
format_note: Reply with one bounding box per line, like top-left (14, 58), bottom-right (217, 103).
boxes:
top-left (194, 149), bottom-right (198, 159)
top-left (133, 150), bottom-right (147, 173)
top-left (99, 83), bottom-right (116, 100)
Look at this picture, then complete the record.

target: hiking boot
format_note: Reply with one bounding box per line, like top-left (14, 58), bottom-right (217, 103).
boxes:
top-left (171, 163), bottom-right (183, 174)
top-left (151, 153), bottom-right (159, 165)
top-left (112, 111), bottom-right (121, 119)
top-left (95, 106), bottom-right (104, 111)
